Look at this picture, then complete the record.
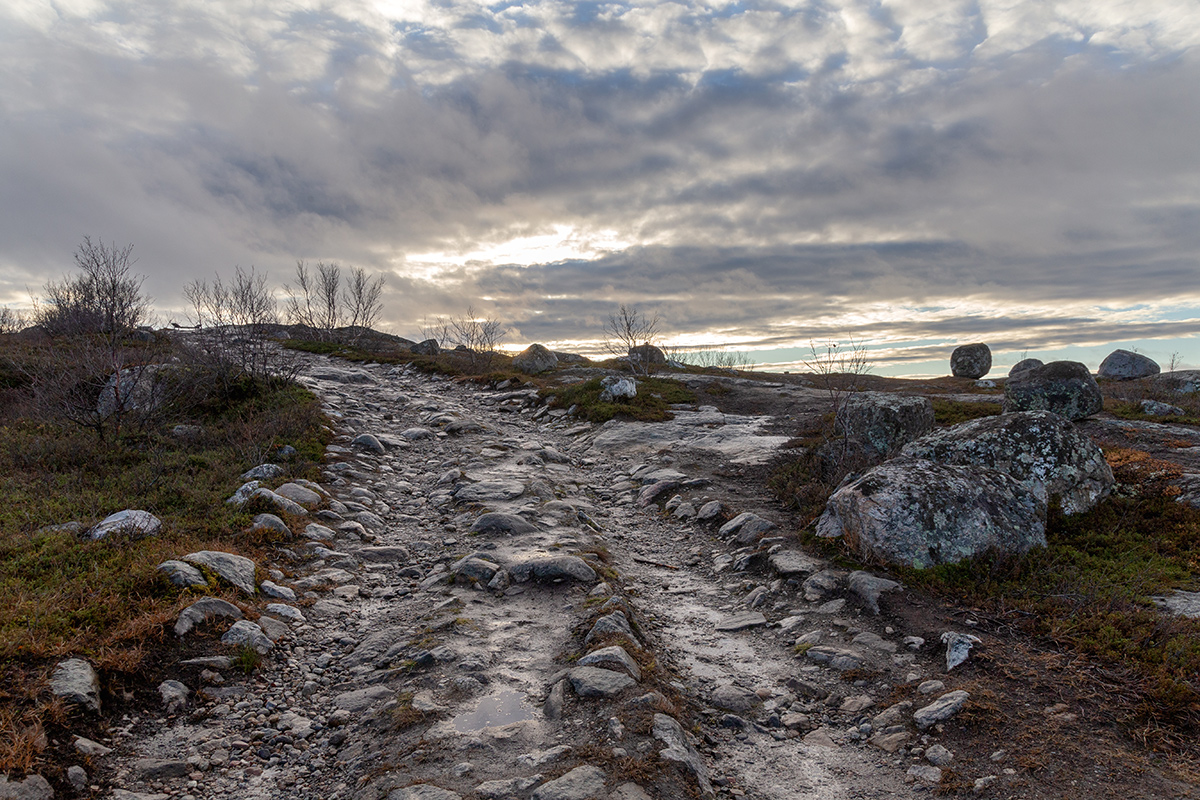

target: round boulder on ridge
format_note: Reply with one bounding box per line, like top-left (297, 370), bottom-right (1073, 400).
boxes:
top-left (1098, 349), bottom-right (1160, 380)
top-left (1008, 358), bottom-right (1043, 378)
top-left (950, 343), bottom-right (992, 379)
top-left (1003, 360), bottom-right (1102, 420)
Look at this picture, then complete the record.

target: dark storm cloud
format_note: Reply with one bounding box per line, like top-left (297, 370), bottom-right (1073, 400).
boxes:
top-left (1, 0), bottom-right (1198, 363)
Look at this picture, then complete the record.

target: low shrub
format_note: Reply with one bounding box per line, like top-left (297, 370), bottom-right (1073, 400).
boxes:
top-left (543, 376), bottom-right (696, 423)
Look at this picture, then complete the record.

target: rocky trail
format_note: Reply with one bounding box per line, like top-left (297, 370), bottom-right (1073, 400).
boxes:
top-left (72, 353), bottom-right (1200, 800)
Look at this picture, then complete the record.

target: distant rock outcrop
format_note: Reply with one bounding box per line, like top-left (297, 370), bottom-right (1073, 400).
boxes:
top-left (512, 343), bottom-right (559, 374)
top-left (1003, 360), bottom-right (1102, 420)
top-left (950, 343), bottom-right (992, 379)
top-left (1098, 349), bottom-right (1160, 380)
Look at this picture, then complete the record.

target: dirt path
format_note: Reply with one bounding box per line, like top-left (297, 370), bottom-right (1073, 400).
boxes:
top-left (97, 355), bottom-right (1198, 800)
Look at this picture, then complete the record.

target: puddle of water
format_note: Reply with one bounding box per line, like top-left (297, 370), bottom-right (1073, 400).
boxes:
top-left (451, 688), bottom-right (536, 733)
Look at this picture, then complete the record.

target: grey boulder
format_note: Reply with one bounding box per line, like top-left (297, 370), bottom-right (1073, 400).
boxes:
top-left (86, 509), bottom-right (162, 540)
top-left (816, 458), bottom-right (1046, 569)
top-left (837, 392), bottom-right (935, 457)
top-left (1098, 349), bottom-right (1160, 380)
top-left (950, 343), bottom-right (992, 378)
top-left (901, 410), bottom-right (1113, 515)
top-left (273, 482), bottom-right (322, 508)
top-left (1003, 361), bottom-right (1102, 420)
top-left (599, 376), bottom-right (638, 402)
top-left (717, 511), bottom-right (778, 544)
top-left (569, 666), bottom-right (636, 698)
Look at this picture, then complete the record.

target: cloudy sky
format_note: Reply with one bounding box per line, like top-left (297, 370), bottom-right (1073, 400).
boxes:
top-left (2, 0), bottom-right (1199, 374)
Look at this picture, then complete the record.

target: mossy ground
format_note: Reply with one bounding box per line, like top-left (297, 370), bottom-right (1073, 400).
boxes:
top-left (0, 339), bottom-right (329, 771)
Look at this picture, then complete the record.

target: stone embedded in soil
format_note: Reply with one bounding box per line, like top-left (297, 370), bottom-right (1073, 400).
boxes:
top-left (182, 550), bottom-right (258, 595)
top-left (531, 765), bottom-right (608, 800)
top-left (156, 560), bottom-right (207, 589)
top-left (710, 684), bottom-right (760, 713)
top-left (717, 511), bottom-right (777, 544)
top-left (359, 545), bottom-right (411, 563)
top-left (769, 550), bottom-right (821, 577)
top-left (388, 784), bottom-right (463, 800)
top-left (510, 555), bottom-right (597, 584)
top-left (51, 659), bottom-right (101, 713)
top-left (907, 764), bottom-right (943, 784)
top-left (914, 690), bottom-right (971, 729)
top-left (584, 610), bottom-right (639, 646)
top-left (453, 480), bottom-right (525, 502)
top-left (848, 570), bottom-right (901, 615)
top-left (260, 580), bottom-right (296, 600)
top-left (577, 645), bottom-right (642, 679)
top-left (470, 512), bottom-right (539, 535)
top-left (714, 611), bottom-right (767, 631)
top-left (86, 509), bottom-right (162, 540)
top-left (652, 713), bottom-right (714, 798)
top-left (474, 776), bottom-right (545, 799)
top-left (248, 488), bottom-right (308, 516)
top-left (274, 482), bottom-right (323, 508)
top-left (569, 666), bottom-right (636, 698)
top-left (174, 598), bottom-right (243, 637)
top-left (220, 620), bottom-right (274, 653)
top-left (452, 555), bottom-right (501, 583)
top-left (805, 645), bottom-right (864, 671)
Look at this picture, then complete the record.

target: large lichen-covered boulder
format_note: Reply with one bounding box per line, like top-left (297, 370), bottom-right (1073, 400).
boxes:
top-left (816, 458), bottom-right (1046, 569)
top-left (1003, 361), bottom-right (1102, 420)
top-left (837, 392), bottom-right (935, 457)
top-left (950, 343), bottom-right (992, 379)
top-left (901, 411), bottom-right (1113, 514)
top-left (512, 343), bottom-right (559, 374)
top-left (1098, 349), bottom-right (1160, 380)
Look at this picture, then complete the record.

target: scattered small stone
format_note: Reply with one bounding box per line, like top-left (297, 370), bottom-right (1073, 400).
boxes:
top-left (715, 611), bottom-right (767, 632)
top-left (942, 631), bottom-right (981, 670)
top-left (914, 690), bottom-right (970, 729)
